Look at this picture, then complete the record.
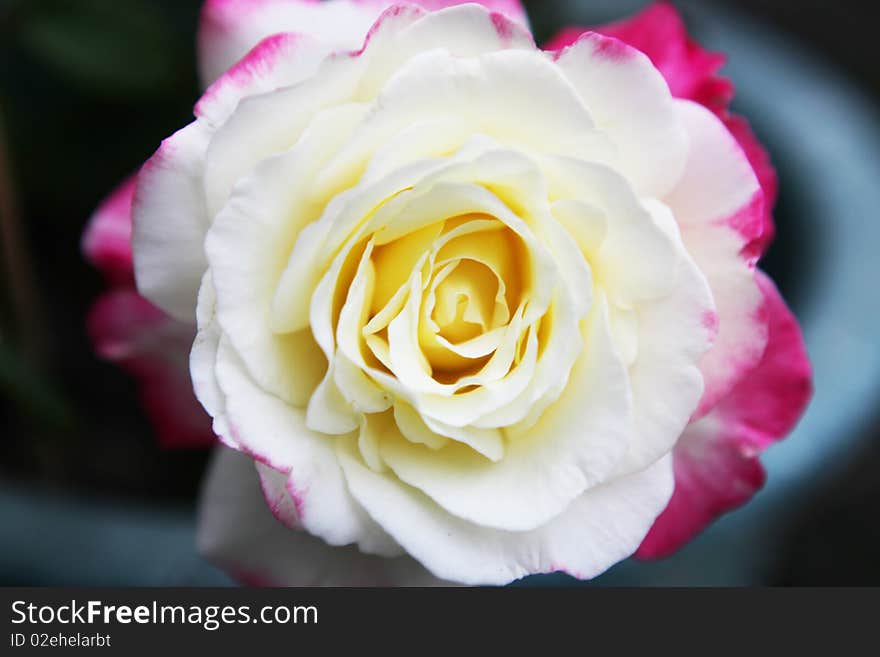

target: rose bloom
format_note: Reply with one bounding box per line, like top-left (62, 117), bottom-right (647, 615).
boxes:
top-left (83, 1), bottom-right (811, 585)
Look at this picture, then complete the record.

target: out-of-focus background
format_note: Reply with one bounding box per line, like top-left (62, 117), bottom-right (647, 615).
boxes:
top-left (0, 0), bottom-right (877, 586)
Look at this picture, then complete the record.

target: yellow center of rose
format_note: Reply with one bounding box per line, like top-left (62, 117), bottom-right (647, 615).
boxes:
top-left (293, 154), bottom-right (578, 469)
top-left (355, 214), bottom-right (530, 387)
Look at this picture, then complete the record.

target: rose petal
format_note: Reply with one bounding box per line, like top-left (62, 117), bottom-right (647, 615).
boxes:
top-left (202, 65), bottom-right (367, 222)
top-left (543, 157), bottom-right (682, 306)
top-left (545, 2), bottom-right (777, 261)
top-left (88, 289), bottom-right (213, 449)
top-left (197, 0), bottom-right (378, 86)
top-left (81, 176), bottom-right (136, 286)
top-left (205, 106), bottom-right (365, 407)
top-left (378, 295), bottom-right (632, 532)
top-left (714, 271), bottom-right (813, 452)
top-left (552, 31), bottom-right (688, 198)
top-left (613, 204), bottom-right (716, 475)
top-left (635, 414), bottom-right (766, 560)
top-left (190, 272), bottom-right (236, 447)
top-left (211, 338), bottom-right (400, 556)
top-left (256, 460), bottom-right (304, 529)
top-left (666, 100), bottom-right (768, 418)
top-left (198, 446), bottom-right (449, 586)
top-left (637, 271), bottom-right (812, 558)
top-left (722, 114), bottom-right (778, 258)
top-left (198, 0), bottom-right (530, 86)
top-left (546, 2), bottom-right (733, 114)
top-left (542, 156), bottom-right (715, 475)
top-left (202, 5), bottom-right (532, 228)
top-left (338, 436), bottom-right (673, 585)
top-left (401, 0), bottom-right (527, 25)
top-left (196, 31), bottom-right (332, 128)
top-left (132, 120), bottom-right (212, 323)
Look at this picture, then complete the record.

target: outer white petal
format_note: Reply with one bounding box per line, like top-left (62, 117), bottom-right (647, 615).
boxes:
top-left (256, 461), bottom-right (302, 529)
top-left (212, 339), bottom-right (399, 556)
top-left (198, 446), bottom-right (448, 586)
top-left (322, 48), bottom-right (608, 185)
top-left (132, 120), bottom-right (212, 322)
top-left (665, 100), bottom-right (767, 417)
top-left (544, 153), bottom-right (716, 475)
top-left (338, 437), bottom-right (674, 585)
top-left (379, 297), bottom-right (632, 532)
top-left (190, 272), bottom-right (235, 446)
top-left (352, 3), bottom-right (533, 99)
top-left (614, 202), bottom-right (716, 475)
top-left (203, 70), bottom-right (367, 220)
top-left (553, 32), bottom-right (688, 198)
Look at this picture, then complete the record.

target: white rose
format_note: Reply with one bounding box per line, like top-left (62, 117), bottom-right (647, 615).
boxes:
top-left (133, 3), bottom-right (769, 585)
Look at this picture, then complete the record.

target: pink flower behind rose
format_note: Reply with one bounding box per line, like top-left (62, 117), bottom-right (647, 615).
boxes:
top-left (81, 178), bottom-right (138, 288)
top-left (83, 179), bottom-right (215, 449)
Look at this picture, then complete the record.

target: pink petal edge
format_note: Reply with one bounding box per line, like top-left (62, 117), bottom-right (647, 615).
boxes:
top-left (723, 114), bottom-right (779, 258)
top-left (637, 271), bottom-right (812, 559)
top-left (257, 464), bottom-right (304, 530)
top-left (404, 0), bottom-right (527, 25)
top-left (197, 0), bottom-right (529, 85)
top-left (195, 31), bottom-right (312, 123)
top-left (545, 2), bottom-right (732, 113)
top-left (81, 176), bottom-right (137, 287)
top-left (546, 2), bottom-right (778, 259)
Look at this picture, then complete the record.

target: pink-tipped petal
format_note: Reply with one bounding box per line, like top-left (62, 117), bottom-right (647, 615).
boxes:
top-left (81, 176), bottom-right (136, 287)
top-left (546, 2), bottom-right (733, 114)
top-left (196, 31), bottom-right (330, 128)
top-left (713, 272), bottom-right (813, 452)
top-left (559, 5), bottom-right (781, 416)
top-left (635, 420), bottom-right (766, 560)
top-left (256, 461), bottom-right (304, 529)
top-left (88, 289), bottom-right (215, 449)
top-left (198, 445), bottom-right (449, 586)
top-left (637, 271), bottom-right (812, 558)
top-left (198, 0), bottom-right (386, 86)
top-left (668, 100), bottom-right (768, 419)
top-left (723, 114), bottom-right (779, 257)
top-left (197, 0), bottom-right (529, 86)
top-left (401, 1), bottom-right (527, 25)
top-left (545, 2), bottom-right (779, 258)
top-left (592, 2), bottom-right (778, 257)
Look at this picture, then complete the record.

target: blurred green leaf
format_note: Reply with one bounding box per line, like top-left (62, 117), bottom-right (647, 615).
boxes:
top-left (0, 339), bottom-right (73, 431)
top-left (16, 0), bottom-right (181, 98)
